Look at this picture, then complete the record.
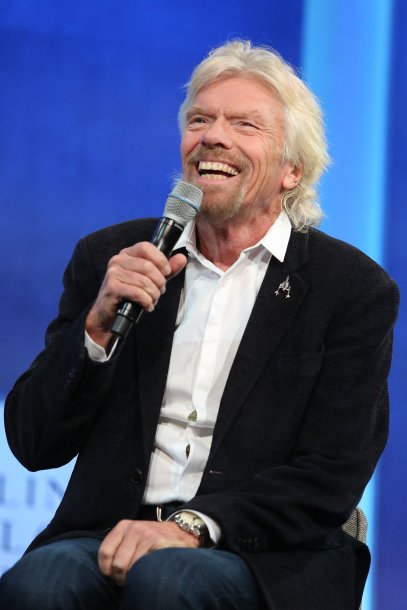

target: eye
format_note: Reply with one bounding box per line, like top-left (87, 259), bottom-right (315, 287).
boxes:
top-left (187, 116), bottom-right (207, 126)
top-left (239, 120), bottom-right (257, 129)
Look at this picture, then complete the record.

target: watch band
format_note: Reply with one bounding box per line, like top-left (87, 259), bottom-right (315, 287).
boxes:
top-left (172, 511), bottom-right (211, 547)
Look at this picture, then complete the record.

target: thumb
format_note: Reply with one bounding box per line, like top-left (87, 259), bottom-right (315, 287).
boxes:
top-left (168, 253), bottom-right (188, 279)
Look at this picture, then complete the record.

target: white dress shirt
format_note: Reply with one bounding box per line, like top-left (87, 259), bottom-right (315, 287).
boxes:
top-left (85, 211), bottom-right (292, 541)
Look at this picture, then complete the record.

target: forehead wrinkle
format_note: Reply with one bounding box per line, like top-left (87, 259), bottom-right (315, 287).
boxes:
top-left (191, 75), bottom-right (283, 113)
top-left (186, 105), bottom-right (215, 119)
top-left (189, 86), bottom-right (283, 121)
top-left (186, 104), bottom-right (279, 128)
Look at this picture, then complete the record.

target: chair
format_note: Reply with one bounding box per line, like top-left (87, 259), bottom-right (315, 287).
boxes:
top-left (341, 507), bottom-right (367, 542)
top-left (341, 507), bottom-right (368, 610)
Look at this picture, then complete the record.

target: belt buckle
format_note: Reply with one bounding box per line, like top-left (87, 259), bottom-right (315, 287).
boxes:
top-left (156, 505), bottom-right (163, 522)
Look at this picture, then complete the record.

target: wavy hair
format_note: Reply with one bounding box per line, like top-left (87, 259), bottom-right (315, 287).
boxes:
top-left (178, 40), bottom-right (330, 231)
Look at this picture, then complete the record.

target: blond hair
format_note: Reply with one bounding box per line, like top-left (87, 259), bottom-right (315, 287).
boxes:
top-left (179, 40), bottom-right (330, 231)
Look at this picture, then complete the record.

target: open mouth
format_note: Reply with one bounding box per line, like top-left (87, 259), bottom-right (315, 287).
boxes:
top-left (197, 161), bottom-right (239, 180)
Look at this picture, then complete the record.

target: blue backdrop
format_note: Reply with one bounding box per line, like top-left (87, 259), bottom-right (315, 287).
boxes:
top-left (0, 1), bottom-right (405, 607)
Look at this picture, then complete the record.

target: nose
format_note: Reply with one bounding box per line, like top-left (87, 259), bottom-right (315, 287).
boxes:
top-left (201, 118), bottom-right (233, 149)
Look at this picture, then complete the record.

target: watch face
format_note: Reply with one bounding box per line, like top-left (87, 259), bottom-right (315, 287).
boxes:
top-left (173, 512), bottom-right (210, 546)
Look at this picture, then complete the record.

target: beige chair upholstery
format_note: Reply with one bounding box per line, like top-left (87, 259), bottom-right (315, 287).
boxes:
top-left (341, 507), bottom-right (367, 542)
top-left (341, 507), bottom-right (368, 610)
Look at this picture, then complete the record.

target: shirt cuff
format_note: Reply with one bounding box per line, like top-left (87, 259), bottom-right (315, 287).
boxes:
top-left (84, 331), bottom-right (118, 362)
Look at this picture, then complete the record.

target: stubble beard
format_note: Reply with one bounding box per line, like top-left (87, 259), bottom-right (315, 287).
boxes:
top-left (193, 174), bottom-right (274, 224)
top-left (183, 152), bottom-right (252, 223)
top-left (197, 179), bottom-right (247, 222)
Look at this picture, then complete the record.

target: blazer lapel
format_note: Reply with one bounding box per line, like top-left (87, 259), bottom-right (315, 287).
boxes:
top-left (135, 269), bottom-right (185, 459)
top-left (209, 230), bottom-right (310, 458)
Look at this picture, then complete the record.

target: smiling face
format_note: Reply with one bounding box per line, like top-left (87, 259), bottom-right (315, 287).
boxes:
top-left (181, 75), bottom-right (300, 223)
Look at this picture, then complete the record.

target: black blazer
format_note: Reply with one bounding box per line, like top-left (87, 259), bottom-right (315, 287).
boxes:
top-left (5, 219), bottom-right (399, 610)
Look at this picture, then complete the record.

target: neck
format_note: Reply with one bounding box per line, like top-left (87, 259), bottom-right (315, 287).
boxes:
top-left (196, 206), bottom-right (280, 271)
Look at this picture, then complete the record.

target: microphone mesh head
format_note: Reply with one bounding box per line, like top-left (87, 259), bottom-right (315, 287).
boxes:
top-left (164, 181), bottom-right (203, 226)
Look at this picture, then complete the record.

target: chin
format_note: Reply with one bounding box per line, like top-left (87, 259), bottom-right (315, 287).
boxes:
top-left (198, 197), bottom-right (242, 222)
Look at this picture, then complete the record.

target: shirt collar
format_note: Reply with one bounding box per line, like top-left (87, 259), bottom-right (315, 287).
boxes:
top-left (254, 209), bottom-right (292, 262)
top-left (174, 210), bottom-right (292, 264)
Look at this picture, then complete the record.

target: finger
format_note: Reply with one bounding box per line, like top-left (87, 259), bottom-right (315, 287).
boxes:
top-left (109, 255), bottom-right (168, 289)
top-left (105, 521), bottom-right (153, 586)
top-left (98, 525), bottom-right (126, 577)
top-left (113, 271), bottom-right (163, 306)
top-left (109, 253), bottom-right (186, 309)
top-left (108, 537), bottom-right (142, 587)
top-left (103, 261), bottom-right (166, 311)
top-left (98, 520), bottom-right (156, 585)
top-left (127, 522), bottom-right (199, 567)
top-left (124, 242), bottom-right (172, 276)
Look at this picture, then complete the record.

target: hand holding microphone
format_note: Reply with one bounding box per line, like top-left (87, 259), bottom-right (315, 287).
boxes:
top-left (85, 181), bottom-right (202, 348)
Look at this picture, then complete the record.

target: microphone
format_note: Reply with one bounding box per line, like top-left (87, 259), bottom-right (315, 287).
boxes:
top-left (111, 181), bottom-right (203, 339)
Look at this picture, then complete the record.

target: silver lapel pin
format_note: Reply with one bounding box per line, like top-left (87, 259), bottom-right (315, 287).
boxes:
top-left (274, 275), bottom-right (291, 299)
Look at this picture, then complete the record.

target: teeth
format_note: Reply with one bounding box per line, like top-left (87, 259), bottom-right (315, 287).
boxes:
top-left (198, 161), bottom-right (239, 176)
top-left (200, 173), bottom-right (228, 180)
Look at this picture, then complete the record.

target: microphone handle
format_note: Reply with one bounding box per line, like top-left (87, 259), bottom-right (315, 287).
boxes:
top-left (111, 218), bottom-right (184, 339)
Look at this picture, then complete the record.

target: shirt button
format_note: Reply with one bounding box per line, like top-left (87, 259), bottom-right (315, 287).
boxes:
top-left (186, 444), bottom-right (191, 458)
top-left (130, 468), bottom-right (143, 485)
top-left (187, 409), bottom-right (197, 422)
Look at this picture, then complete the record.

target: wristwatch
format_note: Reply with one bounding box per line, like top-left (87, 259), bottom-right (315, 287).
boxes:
top-left (172, 511), bottom-right (211, 547)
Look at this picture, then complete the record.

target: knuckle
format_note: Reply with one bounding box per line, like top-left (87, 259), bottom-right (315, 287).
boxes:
top-left (99, 549), bottom-right (109, 561)
top-left (104, 266), bottom-right (117, 283)
top-left (140, 258), bottom-right (155, 275)
top-left (98, 548), bottom-right (110, 563)
top-left (135, 241), bottom-right (150, 256)
top-left (132, 287), bottom-right (150, 306)
top-left (108, 253), bottom-right (122, 268)
top-left (117, 519), bottom-right (131, 529)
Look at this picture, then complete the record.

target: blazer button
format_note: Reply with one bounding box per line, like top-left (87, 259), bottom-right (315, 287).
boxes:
top-left (130, 469), bottom-right (143, 485)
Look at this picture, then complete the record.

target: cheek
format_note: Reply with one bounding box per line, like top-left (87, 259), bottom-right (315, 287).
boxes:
top-left (181, 132), bottom-right (200, 161)
top-left (248, 147), bottom-right (273, 183)
top-left (246, 135), bottom-right (273, 166)
top-left (180, 138), bottom-right (189, 165)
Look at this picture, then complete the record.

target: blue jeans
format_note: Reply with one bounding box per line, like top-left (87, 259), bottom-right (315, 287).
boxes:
top-left (0, 537), bottom-right (264, 609)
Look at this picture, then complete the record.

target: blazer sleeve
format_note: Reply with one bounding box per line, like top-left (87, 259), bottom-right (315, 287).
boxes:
top-left (4, 234), bottom-right (128, 470)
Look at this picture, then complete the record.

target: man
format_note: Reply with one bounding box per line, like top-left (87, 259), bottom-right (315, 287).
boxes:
top-left (0, 40), bottom-right (399, 610)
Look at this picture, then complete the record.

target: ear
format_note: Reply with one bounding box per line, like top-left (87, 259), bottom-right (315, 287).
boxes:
top-left (282, 163), bottom-right (302, 190)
